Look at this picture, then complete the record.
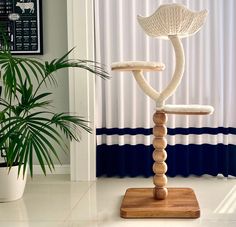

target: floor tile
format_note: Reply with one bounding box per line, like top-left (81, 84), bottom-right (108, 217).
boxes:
top-left (67, 176), bottom-right (236, 223)
top-left (0, 221), bottom-right (68, 227)
top-left (1, 174), bottom-right (236, 226)
top-left (0, 175), bottom-right (93, 221)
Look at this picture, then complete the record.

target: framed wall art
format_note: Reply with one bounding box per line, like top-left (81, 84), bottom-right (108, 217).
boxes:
top-left (0, 0), bottom-right (43, 54)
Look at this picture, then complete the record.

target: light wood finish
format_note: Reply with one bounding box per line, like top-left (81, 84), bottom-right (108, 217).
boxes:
top-left (152, 162), bottom-right (167, 174)
top-left (153, 111), bottom-right (167, 124)
top-left (152, 111), bottom-right (168, 200)
top-left (153, 174), bottom-right (167, 187)
top-left (153, 125), bottom-right (167, 137)
top-left (153, 187), bottom-right (168, 200)
top-left (120, 188), bottom-right (200, 218)
top-left (153, 149), bottom-right (167, 162)
top-left (153, 138), bottom-right (167, 149)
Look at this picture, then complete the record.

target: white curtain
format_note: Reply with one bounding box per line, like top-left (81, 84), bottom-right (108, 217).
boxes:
top-left (95, 0), bottom-right (236, 177)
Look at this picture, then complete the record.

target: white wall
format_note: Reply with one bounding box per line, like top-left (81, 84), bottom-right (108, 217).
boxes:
top-left (38, 0), bottom-right (70, 165)
top-left (0, 0), bottom-right (70, 169)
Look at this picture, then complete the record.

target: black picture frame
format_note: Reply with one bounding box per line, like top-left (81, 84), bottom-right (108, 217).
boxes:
top-left (0, 0), bottom-right (43, 55)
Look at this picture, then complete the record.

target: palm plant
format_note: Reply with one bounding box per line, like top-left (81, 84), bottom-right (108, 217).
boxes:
top-left (0, 44), bottom-right (109, 177)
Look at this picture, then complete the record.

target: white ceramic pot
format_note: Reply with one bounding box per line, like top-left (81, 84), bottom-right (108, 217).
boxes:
top-left (0, 165), bottom-right (27, 202)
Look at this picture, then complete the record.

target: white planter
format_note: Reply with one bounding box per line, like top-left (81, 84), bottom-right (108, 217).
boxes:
top-left (0, 165), bottom-right (27, 202)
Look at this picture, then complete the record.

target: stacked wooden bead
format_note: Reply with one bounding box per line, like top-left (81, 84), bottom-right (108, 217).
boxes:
top-left (152, 111), bottom-right (168, 200)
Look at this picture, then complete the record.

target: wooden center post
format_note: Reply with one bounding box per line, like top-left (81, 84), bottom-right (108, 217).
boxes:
top-left (120, 110), bottom-right (200, 219)
top-left (152, 111), bottom-right (168, 200)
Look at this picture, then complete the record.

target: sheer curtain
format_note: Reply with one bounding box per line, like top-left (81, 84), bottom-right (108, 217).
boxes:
top-left (95, 0), bottom-right (236, 177)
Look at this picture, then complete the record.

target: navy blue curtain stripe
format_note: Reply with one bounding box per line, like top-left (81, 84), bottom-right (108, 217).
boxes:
top-left (96, 144), bottom-right (236, 177)
top-left (96, 127), bottom-right (236, 136)
top-left (96, 127), bottom-right (236, 177)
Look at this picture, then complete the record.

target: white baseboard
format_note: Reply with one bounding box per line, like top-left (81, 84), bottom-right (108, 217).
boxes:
top-left (32, 165), bottom-right (70, 175)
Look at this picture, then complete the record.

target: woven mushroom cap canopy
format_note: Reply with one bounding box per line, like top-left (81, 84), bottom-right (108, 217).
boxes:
top-left (137, 3), bottom-right (208, 39)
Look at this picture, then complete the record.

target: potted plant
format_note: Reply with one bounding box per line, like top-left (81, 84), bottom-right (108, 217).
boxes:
top-left (0, 43), bottom-right (109, 202)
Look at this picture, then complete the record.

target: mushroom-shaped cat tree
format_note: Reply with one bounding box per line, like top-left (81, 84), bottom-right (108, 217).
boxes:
top-left (112, 4), bottom-right (214, 218)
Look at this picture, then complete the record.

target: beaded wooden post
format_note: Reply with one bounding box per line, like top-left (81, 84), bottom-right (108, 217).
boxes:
top-left (152, 111), bottom-right (168, 200)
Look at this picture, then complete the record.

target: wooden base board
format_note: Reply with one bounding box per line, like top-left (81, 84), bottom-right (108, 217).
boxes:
top-left (120, 188), bottom-right (200, 218)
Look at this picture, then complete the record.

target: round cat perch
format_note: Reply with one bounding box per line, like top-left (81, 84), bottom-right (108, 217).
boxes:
top-left (112, 4), bottom-right (213, 218)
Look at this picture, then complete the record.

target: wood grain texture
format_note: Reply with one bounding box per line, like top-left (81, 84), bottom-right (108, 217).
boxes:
top-left (152, 111), bottom-right (168, 200)
top-left (153, 137), bottom-right (167, 149)
top-left (120, 188), bottom-right (200, 218)
top-left (153, 125), bottom-right (167, 137)
top-left (153, 112), bottom-right (168, 124)
top-left (152, 162), bottom-right (167, 174)
top-left (153, 187), bottom-right (168, 200)
top-left (152, 149), bottom-right (167, 162)
top-left (153, 174), bottom-right (167, 187)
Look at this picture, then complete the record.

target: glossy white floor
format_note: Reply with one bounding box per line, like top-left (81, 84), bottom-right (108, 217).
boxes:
top-left (0, 175), bottom-right (236, 226)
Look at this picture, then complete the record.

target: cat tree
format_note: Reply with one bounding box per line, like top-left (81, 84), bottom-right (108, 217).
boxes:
top-left (112, 4), bottom-right (214, 218)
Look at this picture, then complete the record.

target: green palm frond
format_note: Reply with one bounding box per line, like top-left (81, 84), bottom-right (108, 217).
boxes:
top-left (44, 48), bottom-right (110, 79)
top-left (51, 113), bottom-right (92, 141)
top-left (0, 109), bottom-right (92, 177)
top-left (0, 50), bottom-right (46, 98)
top-left (0, 45), bottom-right (109, 177)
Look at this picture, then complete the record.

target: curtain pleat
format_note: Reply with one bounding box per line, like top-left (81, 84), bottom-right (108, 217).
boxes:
top-left (95, 0), bottom-right (236, 177)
